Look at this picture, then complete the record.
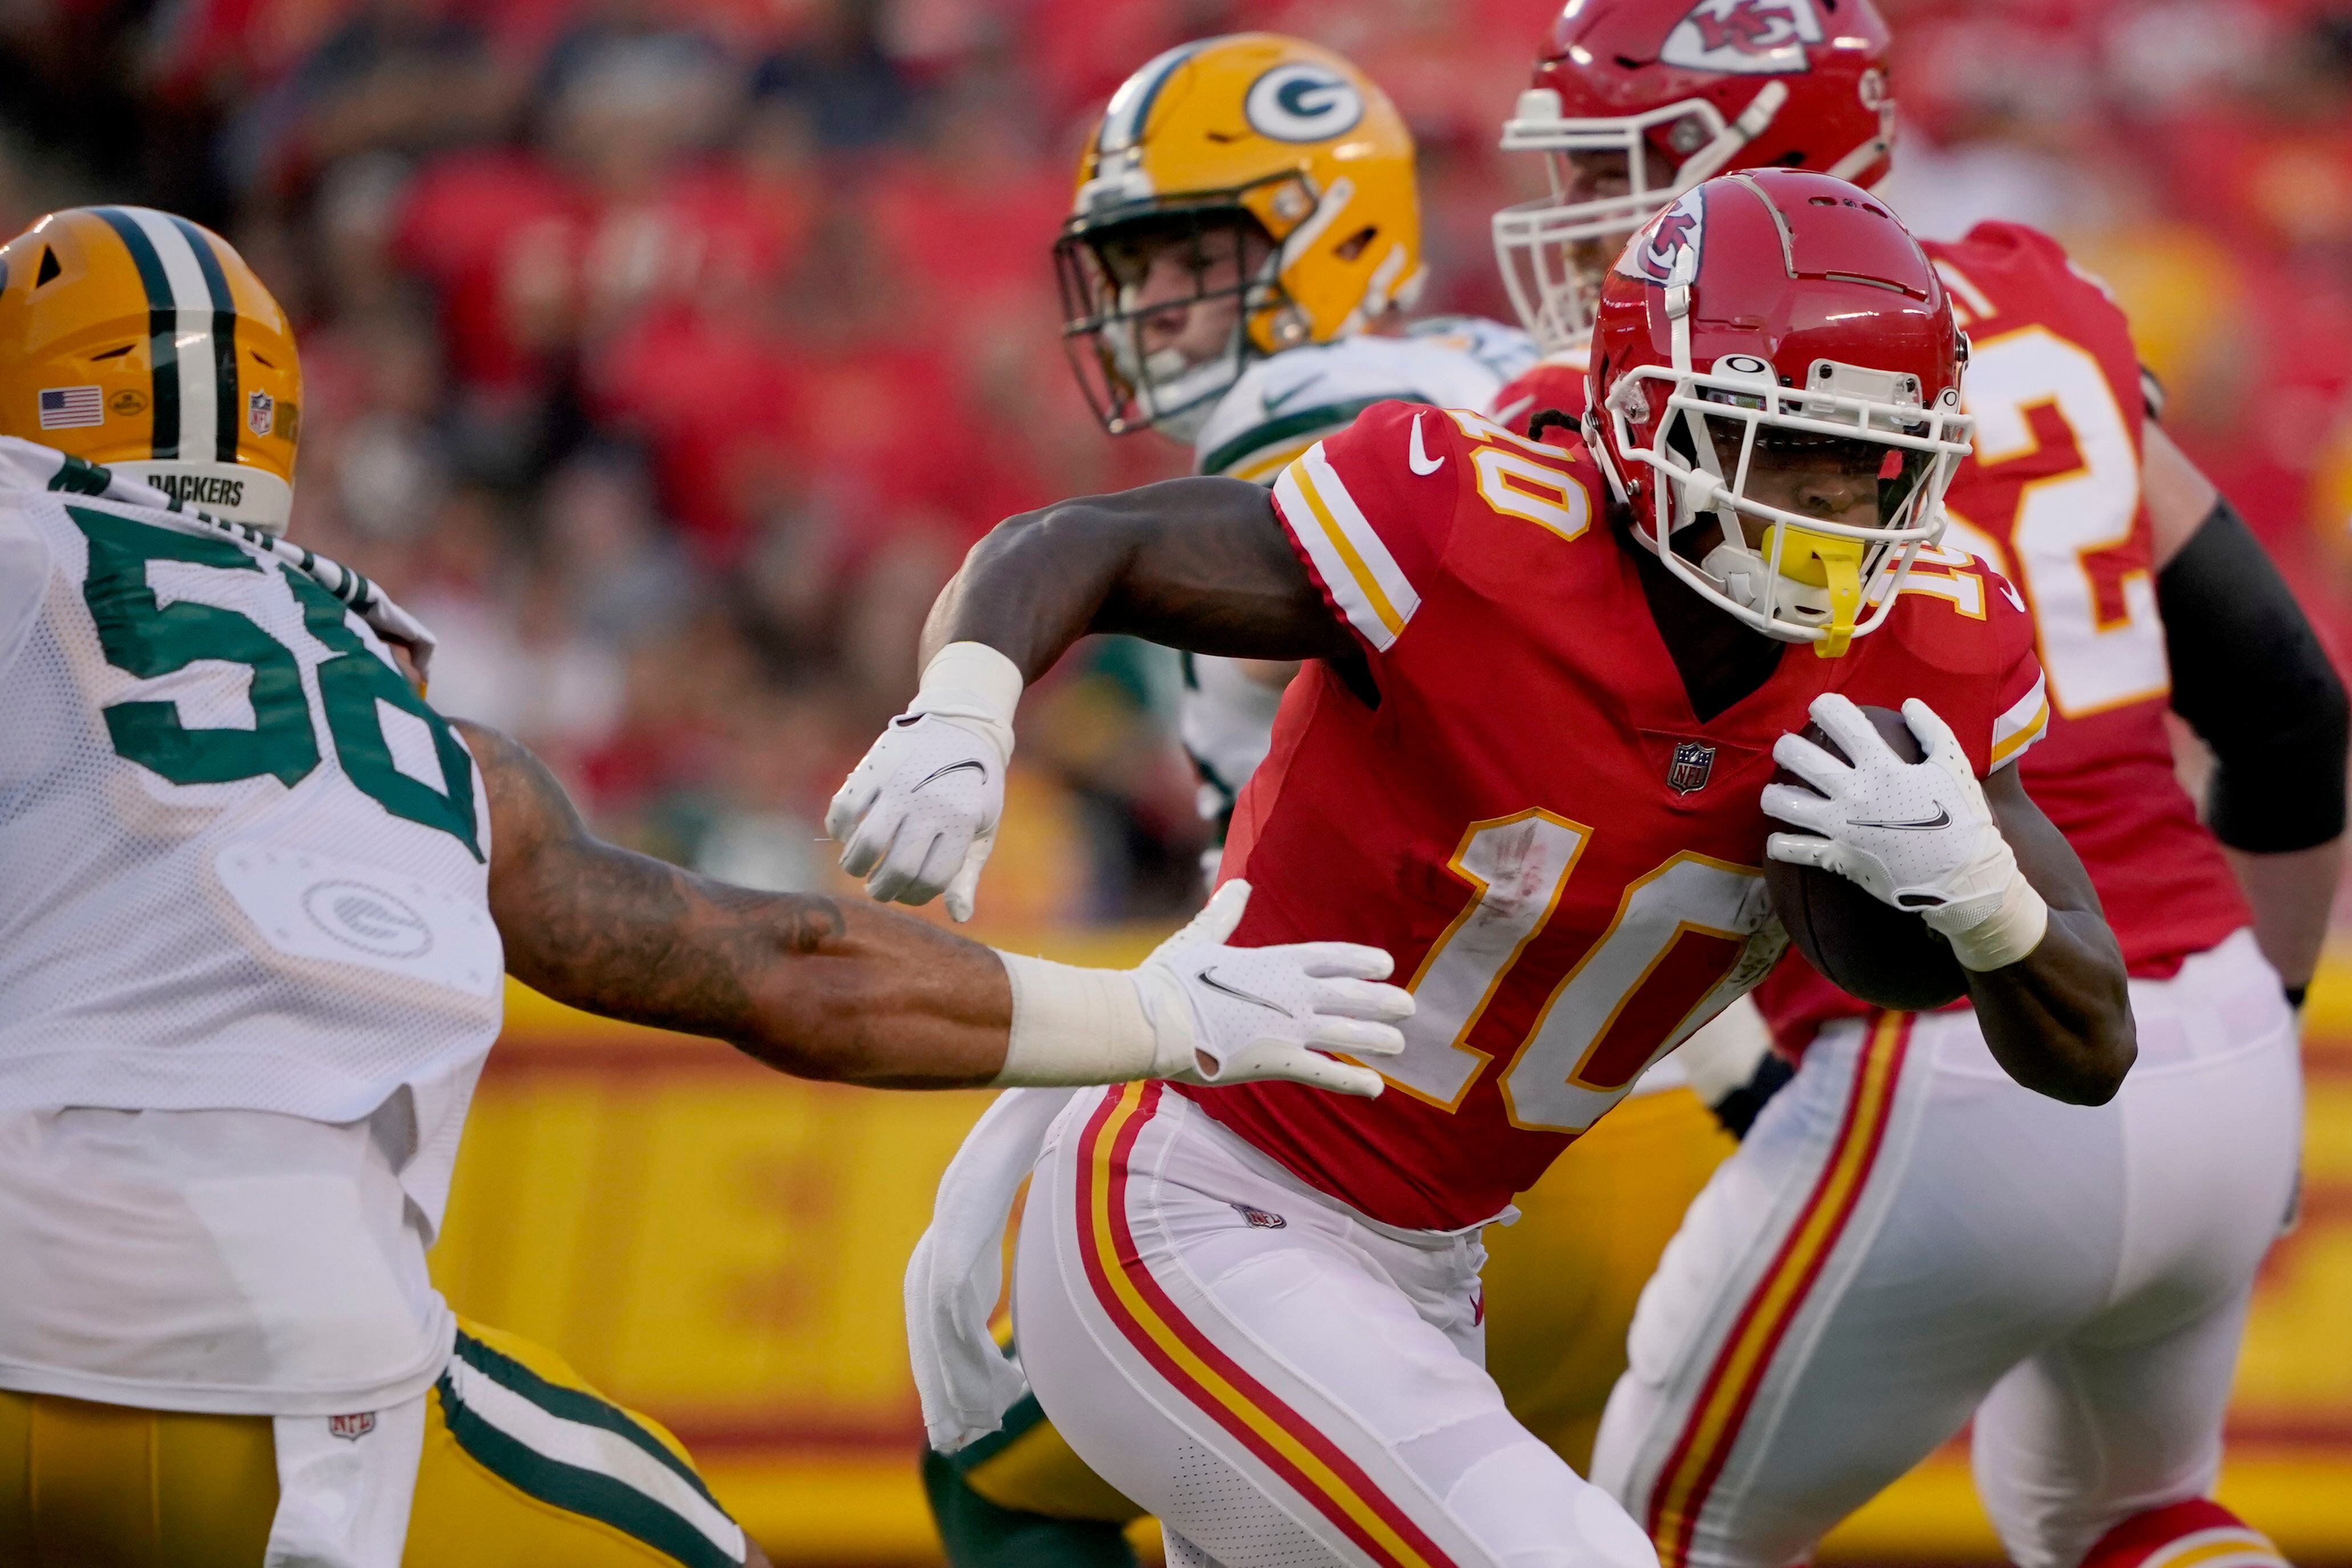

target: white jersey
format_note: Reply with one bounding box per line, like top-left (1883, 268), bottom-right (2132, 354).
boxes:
top-left (1185, 319), bottom-right (1539, 866)
top-left (1192, 316), bottom-right (1539, 484)
top-left (0, 441), bottom-right (498, 1412)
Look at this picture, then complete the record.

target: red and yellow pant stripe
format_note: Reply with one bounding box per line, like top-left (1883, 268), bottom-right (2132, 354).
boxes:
top-left (1645, 1013), bottom-right (1913, 1567)
top-left (1071, 1083), bottom-right (1461, 1568)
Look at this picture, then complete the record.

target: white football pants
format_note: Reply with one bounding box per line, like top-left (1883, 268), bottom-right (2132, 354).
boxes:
top-left (1590, 928), bottom-right (2301, 1568)
top-left (1014, 1081), bottom-right (1659, 1568)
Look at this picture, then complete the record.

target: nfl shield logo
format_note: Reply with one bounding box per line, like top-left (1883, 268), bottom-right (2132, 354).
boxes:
top-left (1232, 1204), bottom-right (1287, 1230)
top-left (247, 389), bottom-right (275, 437)
top-left (1667, 741), bottom-right (1716, 794)
top-left (327, 1412), bottom-right (376, 1442)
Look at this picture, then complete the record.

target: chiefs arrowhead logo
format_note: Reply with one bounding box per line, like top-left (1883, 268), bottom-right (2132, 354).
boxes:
top-left (1621, 190), bottom-right (1707, 285)
top-left (1659, 0), bottom-right (1823, 74)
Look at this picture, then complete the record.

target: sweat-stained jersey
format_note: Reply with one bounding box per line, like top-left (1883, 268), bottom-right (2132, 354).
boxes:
top-left (1748, 222), bottom-right (2252, 1051)
top-left (1174, 401), bottom-right (2048, 1231)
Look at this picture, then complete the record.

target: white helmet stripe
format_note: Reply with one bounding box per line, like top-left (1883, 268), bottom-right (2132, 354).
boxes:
top-left (1098, 40), bottom-right (1211, 154)
top-left (122, 207), bottom-right (220, 467)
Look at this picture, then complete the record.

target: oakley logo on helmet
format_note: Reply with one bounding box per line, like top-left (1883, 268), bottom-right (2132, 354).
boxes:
top-left (1624, 192), bottom-right (1705, 284)
top-left (1659, 0), bottom-right (1824, 75)
top-left (1245, 64), bottom-right (1364, 143)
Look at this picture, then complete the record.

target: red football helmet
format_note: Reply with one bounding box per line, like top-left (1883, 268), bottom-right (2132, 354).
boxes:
top-left (1586, 170), bottom-right (1972, 657)
top-left (1493, 0), bottom-right (1895, 353)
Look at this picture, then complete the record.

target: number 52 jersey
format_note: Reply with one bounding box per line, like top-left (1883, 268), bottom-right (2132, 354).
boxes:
top-left (0, 449), bottom-right (501, 1147)
top-left (1185, 401), bottom-right (2049, 1231)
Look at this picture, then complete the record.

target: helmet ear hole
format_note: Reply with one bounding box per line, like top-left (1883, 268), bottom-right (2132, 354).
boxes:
top-left (35, 248), bottom-right (59, 287)
top-left (1334, 226), bottom-right (1377, 262)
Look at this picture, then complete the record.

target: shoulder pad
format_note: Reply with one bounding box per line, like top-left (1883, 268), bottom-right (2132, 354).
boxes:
top-left (1199, 328), bottom-right (1542, 482)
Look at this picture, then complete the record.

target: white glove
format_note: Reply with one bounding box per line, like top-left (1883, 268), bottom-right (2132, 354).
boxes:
top-left (1762, 694), bottom-right (2049, 971)
top-left (992, 882), bottom-right (1412, 1096)
top-left (1140, 881), bottom-right (1412, 1096)
top-left (827, 643), bottom-right (1021, 920)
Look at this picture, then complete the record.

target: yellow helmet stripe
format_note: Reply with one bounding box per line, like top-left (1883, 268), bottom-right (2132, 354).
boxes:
top-left (164, 212), bottom-right (240, 465)
top-left (90, 206), bottom-right (180, 457)
top-left (1097, 39), bottom-right (1211, 154)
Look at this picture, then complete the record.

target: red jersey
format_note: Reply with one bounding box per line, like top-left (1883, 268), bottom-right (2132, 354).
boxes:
top-left (1754, 222), bottom-right (2251, 1053)
top-left (1178, 401), bottom-right (2047, 1230)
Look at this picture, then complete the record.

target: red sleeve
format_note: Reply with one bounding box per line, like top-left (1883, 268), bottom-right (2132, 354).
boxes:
top-left (1268, 400), bottom-right (1461, 658)
top-left (1984, 566), bottom-right (2049, 774)
top-left (1877, 550), bottom-right (2047, 777)
top-left (1487, 357), bottom-right (1591, 432)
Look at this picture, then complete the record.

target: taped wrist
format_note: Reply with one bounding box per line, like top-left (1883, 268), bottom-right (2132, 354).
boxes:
top-left (911, 642), bottom-right (1025, 759)
top-left (991, 952), bottom-right (1186, 1087)
top-left (2159, 497), bottom-right (2350, 853)
top-left (1924, 873), bottom-right (2049, 972)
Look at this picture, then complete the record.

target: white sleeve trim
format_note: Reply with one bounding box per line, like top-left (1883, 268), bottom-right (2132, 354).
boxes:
top-left (1272, 445), bottom-right (1421, 652)
top-left (1989, 672), bottom-right (2049, 771)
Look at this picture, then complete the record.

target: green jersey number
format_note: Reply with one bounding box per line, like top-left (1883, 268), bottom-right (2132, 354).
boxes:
top-left (71, 506), bottom-right (483, 861)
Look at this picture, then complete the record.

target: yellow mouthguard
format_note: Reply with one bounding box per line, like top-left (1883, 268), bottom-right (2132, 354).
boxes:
top-left (1764, 524), bottom-right (1865, 658)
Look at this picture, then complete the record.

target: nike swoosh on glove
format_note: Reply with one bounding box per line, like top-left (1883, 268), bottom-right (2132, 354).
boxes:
top-left (1136, 882), bottom-right (1413, 1096)
top-left (1761, 693), bottom-right (2047, 970)
top-left (827, 708), bottom-right (1010, 919)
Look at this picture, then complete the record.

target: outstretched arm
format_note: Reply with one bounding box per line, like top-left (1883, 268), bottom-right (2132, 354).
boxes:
top-left (463, 719), bottom-right (1014, 1087)
top-left (459, 720), bottom-right (1409, 1094)
top-left (920, 476), bottom-right (1357, 679)
top-left (1969, 765), bottom-right (2135, 1103)
top-left (827, 477), bottom-right (1357, 919)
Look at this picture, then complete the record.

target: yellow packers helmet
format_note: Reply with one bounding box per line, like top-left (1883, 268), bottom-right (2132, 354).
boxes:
top-left (1057, 34), bottom-right (1421, 439)
top-left (0, 207), bottom-right (300, 533)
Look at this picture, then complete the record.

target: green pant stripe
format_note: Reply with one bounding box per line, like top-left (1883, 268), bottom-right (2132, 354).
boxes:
top-left (449, 1332), bottom-right (721, 1508)
top-left (435, 1372), bottom-right (738, 1568)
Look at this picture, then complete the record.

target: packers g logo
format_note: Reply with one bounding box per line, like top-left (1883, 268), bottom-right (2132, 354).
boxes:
top-left (1244, 64), bottom-right (1363, 143)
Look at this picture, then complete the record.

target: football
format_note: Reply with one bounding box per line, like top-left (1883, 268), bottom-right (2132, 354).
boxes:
top-left (1764, 703), bottom-right (1971, 1012)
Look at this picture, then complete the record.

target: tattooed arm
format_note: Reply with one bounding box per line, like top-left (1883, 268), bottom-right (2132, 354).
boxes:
top-left (920, 477), bottom-right (1357, 678)
top-left (459, 720), bottom-right (1014, 1087)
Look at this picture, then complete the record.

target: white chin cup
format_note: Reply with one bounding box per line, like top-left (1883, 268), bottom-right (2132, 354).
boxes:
top-left (1698, 537), bottom-right (1836, 631)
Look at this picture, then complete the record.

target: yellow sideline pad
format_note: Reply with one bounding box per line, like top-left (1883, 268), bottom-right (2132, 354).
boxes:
top-left (429, 936), bottom-right (2352, 1563)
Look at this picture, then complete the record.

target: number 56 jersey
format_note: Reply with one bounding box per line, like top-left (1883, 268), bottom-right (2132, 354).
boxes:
top-left (0, 453), bottom-right (501, 1147)
top-left (1184, 401), bottom-right (2048, 1232)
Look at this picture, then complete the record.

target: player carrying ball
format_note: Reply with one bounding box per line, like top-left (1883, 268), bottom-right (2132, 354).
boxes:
top-left (0, 208), bottom-right (1415, 1567)
top-left (833, 168), bottom-right (2135, 1566)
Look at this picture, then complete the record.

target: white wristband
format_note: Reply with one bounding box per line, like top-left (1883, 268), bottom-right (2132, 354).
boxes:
top-left (992, 952), bottom-right (1185, 1087)
top-left (1927, 873), bottom-right (2050, 972)
top-left (914, 642), bottom-right (1024, 734)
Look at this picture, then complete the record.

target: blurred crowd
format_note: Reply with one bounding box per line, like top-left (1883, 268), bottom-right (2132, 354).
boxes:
top-left (3, 0), bottom-right (2348, 926)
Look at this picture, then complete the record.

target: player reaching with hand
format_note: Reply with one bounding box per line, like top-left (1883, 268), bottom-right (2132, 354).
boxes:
top-left (837, 169), bottom-right (2134, 1567)
top-left (1478, 3), bottom-right (2345, 1564)
top-left (0, 208), bottom-right (1413, 1568)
